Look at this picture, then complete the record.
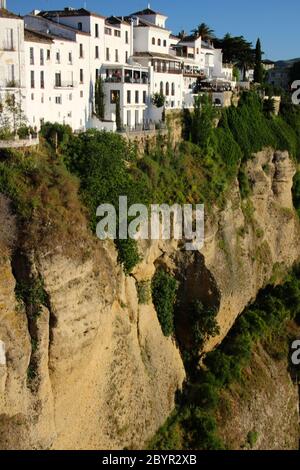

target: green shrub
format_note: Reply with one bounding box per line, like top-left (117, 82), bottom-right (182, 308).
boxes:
top-left (247, 430), bottom-right (259, 449)
top-left (151, 269), bottom-right (178, 337)
top-left (137, 280), bottom-right (151, 304)
top-left (15, 277), bottom-right (47, 319)
top-left (189, 300), bottom-right (220, 349)
top-left (41, 122), bottom-right (72, 150)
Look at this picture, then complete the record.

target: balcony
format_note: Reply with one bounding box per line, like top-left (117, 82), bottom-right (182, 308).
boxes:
top-left (0, 42), bottom-right (16, 51)
top-left (54, 81), bottom-right (77, 89)
top-left (0, 80), bottom-right (21, 89)
top-left (153, 66), bottom-right (182, 75)
top-left (104, 68), bottom-right (149, 85)
top-left (183, 68), bottom-right (206, 78)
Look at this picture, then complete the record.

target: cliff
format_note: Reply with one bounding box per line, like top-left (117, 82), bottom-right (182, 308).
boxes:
top-left (0, 148), bottom-right (299, 449)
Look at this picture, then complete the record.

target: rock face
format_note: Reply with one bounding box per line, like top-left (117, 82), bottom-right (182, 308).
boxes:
top-left (0, 148), bottom-right (299, 449)
top-left (217, 336), bottom-right (299, 450)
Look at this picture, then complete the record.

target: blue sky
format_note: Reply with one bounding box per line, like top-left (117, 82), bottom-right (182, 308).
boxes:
top-left (8, 0), bottom-right (300, 61)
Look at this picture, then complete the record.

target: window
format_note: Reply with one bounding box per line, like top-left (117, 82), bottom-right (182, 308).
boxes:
top-left (106, 48), bottom-right (110, 61)
top-left (47, 49), bottom-right (50, 60)
top-left (114, 30), bottom-right (121, 38)
top-left (56, 51), bottom-right (60, 63)
top-left (171, 82), bottom-right (175, 96)
top-left (143, 91), bottom-right (147, 104)
top-left (30, 47), bottom-right (34, 65)
top-left (95, 69), bottom-right (99, 81)
top-left (69, 93), bottom-right (72, 101)
top-left (41, 94), bottom-right (44, 104)
top-left (55, 73), bottom-right (61, 87)
top-left (125, 31), bottom-right (129, 44)
top-left (31, 93), bottom-right (34, 101)
top-left (105, 27), bottom-right (112, 35)
top-left (7, 64), bottom-right (14, 83)
top-left (68, 52), bottom-right (72, 64)
top-left (40, 49), bottom-right (44, 65)
top-left (196, 48), bottom-right (199, 54)
top-left (160, 81), bottom-right (164, 95)
top-left (152, 37), bottom-right (155, 45)
top-left (80, 69), bottom-right (84, 84)
top-left (5, 28), bottom-right (14, 50)
top-left (110, 90), bottom-right (120, 104)
top-left (163, 40), bottom-right (167, 47)
top-left (125, 51), bottom-right (129, 63)
top-left (79, 44), bottom-right (84, 58)
top-left (158, 39), bottom-right (161, 46)
top-left (78, 22), bottom-right (82, 31)
top-left (55, 96), bottom-right (62, 104)
top-left (40, 71), bottom-right (44, 89)
top-left (30, 70), bottom-right (35, 88)
top-left (135, 91), bottom-right (139, 104)
top-left (115, 49), bottom-right (119, 62)
top-left (166, 82), bottom-right (170, 96)
top-left (95, 23), bottom-right (99, 38)
top-left (95, 46), bottom-right (99, 59)
top-left (80, 90), bottom-right (84, 98)
top-left (127, 90), bottom-right (131, 104)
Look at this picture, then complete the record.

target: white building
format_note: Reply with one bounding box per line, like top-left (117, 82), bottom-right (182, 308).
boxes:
top-left (0, 7), bottom-right (26, 129)
top-left (0, 4), bottom-right (234, 133)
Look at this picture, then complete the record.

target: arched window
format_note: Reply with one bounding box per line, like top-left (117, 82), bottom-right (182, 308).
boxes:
top-left (78, 22), bottom-right (83, 31)
top-left (163, 40), bottom-right (167, 47)
top-left (158, 38), bottom-right (161, 46)
top-left (152, 37), bottom-right (155, 45)
top-left (166, 82), bottom-right (170, 96)
top-left (171, 83), bottom-right (175, 96)
top-left (160, 81), bottom-right (164, 95)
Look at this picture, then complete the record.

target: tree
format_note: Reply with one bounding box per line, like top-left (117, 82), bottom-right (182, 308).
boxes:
top-left (152, 93), bottom-right (165, 108)
top-left (215, 34), bottom-right (255, 80)
top-left (94, 76), bottom-right (105, 120)
top-left (191, 94), bottom-right (217, 150)
top-left (178, 30), bottom-right (187, 40)
top-left (151, 269), bottom-right (178, 337)
top-left (115, 93), bottom-right (121, 131)
top-left (191, 23), bottom-right (215, 42)
top-left (289, 61), bottom-right (300, 86)
top-left (253, 38), bottom-right (263, 83)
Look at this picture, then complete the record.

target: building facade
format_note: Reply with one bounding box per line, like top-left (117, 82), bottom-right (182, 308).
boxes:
top-left (0, 5), bottom-right (235, 133)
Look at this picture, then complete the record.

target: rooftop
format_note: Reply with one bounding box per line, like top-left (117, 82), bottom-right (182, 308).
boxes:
top-left (130, 8), bottom-right (167, 18)
top-left (133, 51), bottom-right (181, 61)
top-left (38, 7), bottom-right (105, 20)
top-left (131, 16), bottom-right (170, 32)
top-left (24, 28), bottom-right (53, 43)
top-left (25, 14), bottom-right (90, 37)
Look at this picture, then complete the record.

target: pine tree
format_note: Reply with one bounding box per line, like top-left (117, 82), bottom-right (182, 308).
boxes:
top-left (94, 77), bottom-right (105, 120)
top-left (115, 93), bottom-right (121, 131)
top-left (254, 38), bottom-right (263, 84)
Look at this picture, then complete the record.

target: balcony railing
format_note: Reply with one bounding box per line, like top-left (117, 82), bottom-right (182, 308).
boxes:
top-left (0, 42), bottom-right (15, 51)
top-left (54, 82), bottom-right (77, 88)
top-left (0, 80), bottom-right (21, 89)
top-left (105, 77), bottom-right (149, 84)
top-left (153, 66), bottom-right (182, 75)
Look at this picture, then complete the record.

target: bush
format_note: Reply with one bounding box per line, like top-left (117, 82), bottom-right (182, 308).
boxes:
top-left (116, 238), bottom-right (141, 275)
top-left (151, 269), bottom-right (178, 337)
top-left (41, 122), bottom-right (72, 150)
top-left (189, 300), bottom-right (220, 349)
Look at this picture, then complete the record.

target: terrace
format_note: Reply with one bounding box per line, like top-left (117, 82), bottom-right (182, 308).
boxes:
top-left (103, 66), bottom-right (149, 84)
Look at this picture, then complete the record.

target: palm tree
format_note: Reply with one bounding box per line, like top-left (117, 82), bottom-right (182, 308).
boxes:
top-left (191, 23), bottom-right (215, 42)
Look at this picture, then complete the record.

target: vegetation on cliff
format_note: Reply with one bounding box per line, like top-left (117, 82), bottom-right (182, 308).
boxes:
top-left (149, 266), bottom-right (300, 450)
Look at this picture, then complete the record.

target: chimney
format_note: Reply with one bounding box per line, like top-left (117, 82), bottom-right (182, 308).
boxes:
top-left (1, 0), bottom-right (7, 9)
